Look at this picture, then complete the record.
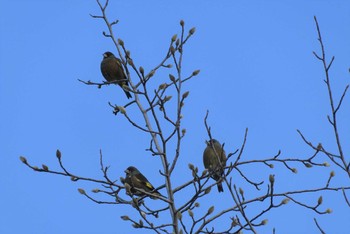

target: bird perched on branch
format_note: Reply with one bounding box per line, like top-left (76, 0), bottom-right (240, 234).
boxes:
top-left (123, 166), bottom-right (161, 199)
top-left (203, 139), bottom-right (227, 192)
top-left (100, 51), bottom-right (132, 99)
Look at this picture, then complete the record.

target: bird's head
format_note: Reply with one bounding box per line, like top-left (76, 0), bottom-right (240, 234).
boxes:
top-left (205, 139), bottom-right (219, 146)
top-left (125, 166), bottom-right (138, 176)
top-left (103, 51), bottom-right (115, 58)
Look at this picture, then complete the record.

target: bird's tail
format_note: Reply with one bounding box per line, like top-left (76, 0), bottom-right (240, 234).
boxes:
top-left (124, 90), bottom-right (132, 99)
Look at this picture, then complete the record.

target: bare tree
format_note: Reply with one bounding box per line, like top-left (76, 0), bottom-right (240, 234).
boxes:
top-left (20, 1), bottom-right (350, 233)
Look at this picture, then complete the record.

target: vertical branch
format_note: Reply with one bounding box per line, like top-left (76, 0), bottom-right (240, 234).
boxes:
top-left (313, 16), bottom-right (349, 177)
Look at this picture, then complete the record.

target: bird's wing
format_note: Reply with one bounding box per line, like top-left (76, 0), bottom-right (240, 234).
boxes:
top-left (133, 173), bottom-right (155, 190)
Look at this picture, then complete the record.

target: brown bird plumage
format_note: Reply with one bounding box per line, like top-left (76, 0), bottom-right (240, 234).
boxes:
top-left (124, 166), bottom-right (161, 199)
top-left (203, 139), bottom-right (226, 192)
top-left (100, 51), bottom-right (132, 99)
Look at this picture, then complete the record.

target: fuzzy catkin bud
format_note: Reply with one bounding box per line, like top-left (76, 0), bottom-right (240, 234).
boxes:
top-left (189, 27), bottom-right (196, 35)
top-left (177, 212), bottom-right (182, 220)
top-left (318, 196), bottom-right (323, 205)
top-left (42, 164), bottom-right (49, 171)
top-left (56, 150), bottom-right (61, 159)
top-left (182, 91), bottom-right (189, 99)
top-left (204, 187), bottom-right (211, 194)
top-left (78, 188), bottom-right (86, 195)
top-left (261, 219), bottom-right (268, 225)
top-left (171, 34), bottom-right (177, 42)
top-left (188, 209), bottom-right (194, 217)
top-left (169, 74), bottom-right (176, 82)
top-left (239, 187), bottom-right (244, 196)
top-left (19, 156), bottom-right (27, 164)
top-left (192, 70), bottom-right (200, 76)
top-left (118, 38), bottom-right (124, 46)
top-left (121, 215), bottom-right (130, 221)
top-left (207, 206), bottom-right (214, 215)
top-left (281, 198), bottom-right (290, 204)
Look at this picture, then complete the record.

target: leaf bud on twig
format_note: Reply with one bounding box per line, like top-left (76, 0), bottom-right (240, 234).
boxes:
top-left (78, 188), bottom-right (86, 195)
top-left (118, 38), bottom-right (124, 46)
top-left (207, 206), bottom-right (214, 215)
top-left (204, 187), bottom-right (211, 194)
top-left (19, 156), bottom-right (27, 164)
top-left (171, 34), bottom-right (177, 42)
top-left (121, 215), bottom-right (130, 221)
top-left (281, 198), bottom-right (290, 205)
top-left (261, 219), bottom-right (268, 225)
top-left (192, 70), bottom-right (200, 76)
top-left (42, 164), bottom-right (49, 171)
top-left (189, 27), bottom-right (196, 35)
top-left (182, 91), bottom-right (189, 99)
top-left (56, 149), bottom-right (61, 159)
top-left (318, 196), bottom-right (323, 205)
top-left (188, 209), bottom-right (194, 218)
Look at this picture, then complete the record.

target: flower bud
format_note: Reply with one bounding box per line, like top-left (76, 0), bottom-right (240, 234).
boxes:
top-left (19, 156), bottom-right (27, 164)
top-left (207, 206), bottom-right (214, 215)
top-left (159, 83), bottom-right (167, 90)
top-left (318, 196), bottom-right (323, 205)
top-left (330, 171), bottom-right (335, 177)
top-left (42, 164), bottom-right (49, 171)
top-left (189, 27), bottom-right (196, 35)
top-left (171, 34), bottom-right (177, 42)
top-left (164, 96), bottom-right (172, 102)
top-left (269, 174), bottom-right (275, 183)
top-left (239, 187), bottom-right (244, 196)
top-left (180, 20), bottom-right (185, 26)
top-left (326, 208), bottom-right (332, 214)
top-left (281, 198), bottom-right (290, 204)
top-left (121, 215), bottom-right (130, 221)
top-left (118, 38), bottom-right (124, 46)
top-left (182, 91), bottom-right (189, 99)
top-left (169, 74), bottom-right (176, 82)
top-left (204, 187), bottom-right (211, 194)
top-left (192, 70), bottom-right (200, 76)
top-left (56, 149), bottom-right (61, 159)
top-left (188, 209), bottom-right (194, 218)
top-left (78, 188), bottom-right (86, 195)
top-left (177, 212), bottom-right (182, 220)
top-left (261, 219), bottom-right (268, 225)
top-left (291, 168), bottom-right (298, 173)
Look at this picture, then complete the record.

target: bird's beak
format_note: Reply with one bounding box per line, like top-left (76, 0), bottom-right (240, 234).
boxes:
top-left (205, 140), bottom-right (209, 145)
top-left (124, 169), bottom-right (129, 174)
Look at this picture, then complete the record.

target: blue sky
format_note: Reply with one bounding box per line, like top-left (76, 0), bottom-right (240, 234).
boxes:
top-left (1, 0), bottom-right (350, 233)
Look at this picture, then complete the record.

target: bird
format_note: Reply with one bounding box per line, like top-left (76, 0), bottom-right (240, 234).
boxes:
top-left (100, 51), bottom-right (132, 99)
top-left (203, 139), bottom-right (227, 192)
top-left (123, 166), bottom-right (161, 199)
